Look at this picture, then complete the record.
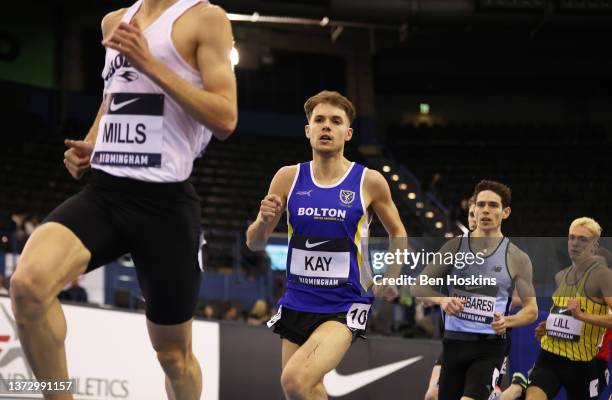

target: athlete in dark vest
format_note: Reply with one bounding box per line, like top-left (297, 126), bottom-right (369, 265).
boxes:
top-left (246, 90), bottom-right (406, 399)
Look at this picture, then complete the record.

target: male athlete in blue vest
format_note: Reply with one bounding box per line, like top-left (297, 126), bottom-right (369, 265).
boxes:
top-left (246, 90), bottom-right (406, 400)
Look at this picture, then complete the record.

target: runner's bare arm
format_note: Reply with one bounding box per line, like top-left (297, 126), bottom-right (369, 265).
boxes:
top-left (82, 97), bottom-right (109, 144)
top-left (364, 169), bottom-right (406, 238)
top-left (568, 266), bottom-right (612, 328)
top-left (63, 12), bottom-right (123, 179)
top-left (364, 170), bottom-right (407, 299)
top-left (246, 166), bottom-right (297, 251)
top-left (505, 247), bottom-right (538, 328)
top-left (79, 10), bottom-right (126, 145)
top-left (103, 6), bottom-right (237, 139)
top-left (411, 238), bottom-right (463, 313)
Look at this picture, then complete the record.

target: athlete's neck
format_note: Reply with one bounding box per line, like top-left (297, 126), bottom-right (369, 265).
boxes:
top-left (572, 255), bottom-right (597, 272)
top-left (140, 0), bottom-right (178, 15)
top-left (311, 152), bottom-right (351, 185)
top-left (471, 227), bottom-right (503, 238)
top-left (469, 229), bottom-right (503, 256)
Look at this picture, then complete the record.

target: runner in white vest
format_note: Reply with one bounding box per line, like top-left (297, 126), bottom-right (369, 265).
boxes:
top-left (10, 1), bottom-right (237, 399)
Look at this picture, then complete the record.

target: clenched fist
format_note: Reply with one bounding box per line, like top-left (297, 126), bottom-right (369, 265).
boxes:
top-left (64, 139), bottom-right (94, 180)
top-left (491, 312), bottom-right (507, 335)
top-left (259, 194), bottom-right (282, 224)
top-left (534, 321), bottom-right (546, 340)
top-left (373, 283), bottom-right (399, 302)
top-left (441, 297), bottom-right (465, 316)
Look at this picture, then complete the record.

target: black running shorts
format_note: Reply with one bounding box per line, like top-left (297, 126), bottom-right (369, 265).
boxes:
top-left (269, 306), bottom-right (365, 346)
top-left (438, 337), bottom-right (507, 400)
top-left (528, 350), bottom-right (608, 400)
top-left (45, 170), bottom-right (203, 325)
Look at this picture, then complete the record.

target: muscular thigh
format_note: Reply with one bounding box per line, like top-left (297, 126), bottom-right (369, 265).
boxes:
top-left (282, 339), bottom-right (300, 369)
top-left (16, 188), bottom-right (129, 296)
top-left (44, 188), bottom-right (130, 270)
top-left (282, 321), bottom-right (352, 387)
top-left (15, 222), bottom-right (91, 298)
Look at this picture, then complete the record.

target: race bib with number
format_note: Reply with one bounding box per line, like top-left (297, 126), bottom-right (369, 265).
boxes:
top-left (92, 92), bottom-right (165, 168)
top-left (266, 306), bottom-right (282, 328)
top-left (546, 308), bottom-right (583, 342)
top-left (451, 284), bottom-right (498, 324)
top-left (289, 236), bottom-right (350, 287)
top-left (346, 303), bottom-right (371, 330)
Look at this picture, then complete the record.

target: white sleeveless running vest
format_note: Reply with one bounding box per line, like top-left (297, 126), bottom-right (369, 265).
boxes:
top-left (92, 0), bottom-right (212, 182)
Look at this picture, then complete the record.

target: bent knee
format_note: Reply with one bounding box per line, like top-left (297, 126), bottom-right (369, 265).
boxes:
top-left (157, 349), bottom-right (189, 378)
top-left (10, 272), bottom-right (48, 316)
top-left (281, 369), bottom-right (308, 398)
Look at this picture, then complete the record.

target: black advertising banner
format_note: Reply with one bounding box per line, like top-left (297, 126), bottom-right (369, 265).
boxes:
top-left (219, 322), bottom-right (441, 399)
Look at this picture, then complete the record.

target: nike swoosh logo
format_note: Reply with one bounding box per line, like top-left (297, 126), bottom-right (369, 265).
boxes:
top-left (323, 356), bottom-right (423, 397)
top-left (110, 97), bottom-right (139, 111)
top-left (305, 239), bottom-right (331, 249)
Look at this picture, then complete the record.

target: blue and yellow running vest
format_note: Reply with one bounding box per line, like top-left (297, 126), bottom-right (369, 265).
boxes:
top-left (279, 161), bottom-right (373, 314)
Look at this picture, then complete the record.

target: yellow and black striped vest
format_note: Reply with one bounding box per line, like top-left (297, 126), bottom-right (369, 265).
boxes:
top-left (541, 262), bottom-right (609, 361)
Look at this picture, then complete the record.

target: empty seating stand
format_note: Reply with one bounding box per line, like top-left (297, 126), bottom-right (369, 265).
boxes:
top-left (387, 123), bottom-right (611, 236)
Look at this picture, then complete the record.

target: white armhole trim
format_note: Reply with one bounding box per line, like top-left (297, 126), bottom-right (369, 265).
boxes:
top-left (359, 167), bottom-right (368, 224)
top-left (286, 164), bottom-right (300, 234)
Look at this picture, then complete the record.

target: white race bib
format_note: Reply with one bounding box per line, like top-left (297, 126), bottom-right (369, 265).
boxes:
top-left (546, 312), bottom-right (583, 342)
top-left (452, 288), bottom-right (497, 324)
top-left (346, 303), bottom-right (371, 330)
top-left (289, 236), bottom-right (350, 287)
top-left (92, 93), bottom-right (164, 168)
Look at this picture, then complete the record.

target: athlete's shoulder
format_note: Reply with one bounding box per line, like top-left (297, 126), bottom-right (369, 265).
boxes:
top-left (593, 255), bottom-right (609, 269)
top-left (276, 164), bottom-right (299, 180)
top-left (101, 9), bottom-right (128, 38)
top-left (363, 167), bottom-right (383, 181)
top-left (554, 266), bottom-right (570, 285)
top-left (186, 4), bottom-right (232, 50)
top-left (191, 4), bottom-right (231, 32)
top-left (506, 243), bottom-right (533, 281)
top-left (558, 265), bottom-right (571, 274)
top-left (443, 236), bottom-right (462, 253)
top-left (507, 242), bottom-right (531, 265)
top-left (198, 4), bottom-right (230, 20)
top-left (589, 260), bottom-right (611, 278)
top-left (270, 165), bottom-right (299, 194)
top-left (588, 259), bottom-right (612, 293)
top-left (363, 168), bottom-right (388, 191)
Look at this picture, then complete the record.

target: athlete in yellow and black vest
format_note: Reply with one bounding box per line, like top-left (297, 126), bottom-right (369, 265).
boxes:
top-left (526, 217), bottom-right (612, 400)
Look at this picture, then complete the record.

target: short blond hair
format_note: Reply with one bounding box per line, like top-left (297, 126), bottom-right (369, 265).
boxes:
top-left (570, 217), bottom-right (602, 239)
